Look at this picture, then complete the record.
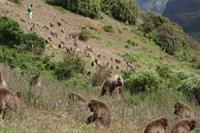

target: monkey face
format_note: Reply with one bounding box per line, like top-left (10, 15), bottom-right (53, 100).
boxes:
top-left (117, 77), bottom-right (123, 86)
top-left (88, 101), bottom-right (95, 112)
top-left (86, 115), bottom-right (96, 124)
top-left (189, 120), bottom-right (197, 130)
top-left (174, 102), bottom-right (181, 115)
top-left (160, 118), bottom-right (168, 129)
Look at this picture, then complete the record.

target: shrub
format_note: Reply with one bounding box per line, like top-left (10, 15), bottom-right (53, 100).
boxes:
top-left (22, 33), bottom-right (46, 54)
top-left (101, 0), bottom-right (138, 25)
top-left (0, 16), bottom-right (23, 47)
top-left (78, 30), bottom-right (91, 41)
top-left (0, 16), bottom-right (47, 54)
top-left (123, 70), bottom-right (161, 94)
top-left (55, 54), bottom-right (85, 80)
top-left (47, 0), bottom-right (101, 19)
top-left (141, 12), bottom-right (194, 61)
top-left (126, 39), bottom-right (137, 47)
top-left (103, 25), bottom-right (114, 33)
top-left (91, 63), bottom-right (111, 86)
top-left (156, 64), bottom-right (172, 79)
top-left (176, 76), bottom-right (200, 104)
top-left (0, 47), bottom-right (55, 73)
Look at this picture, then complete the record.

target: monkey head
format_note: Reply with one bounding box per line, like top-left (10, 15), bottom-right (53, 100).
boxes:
top-left (86, 115), bottom-right (96, 124)
top-left (189, 119), bottom-right (197, 130)
top-left (174, 102), bottom-right (182, 115)
top-left (159, 117), bottom-right (168, 129)
top-left (88, 100), bottom-right (96, 112)
top-left (15, 91), bottom-right (22, 98)
top-left (116, 76), bottom-right (123, 87)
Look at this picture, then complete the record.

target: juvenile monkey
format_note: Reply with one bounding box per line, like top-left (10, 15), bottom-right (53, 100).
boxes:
top-left (172, 119), bottom-right (197, 133)
top-left (68, 92), bottom-right (87, 103)
top-left (144, 117), bottom-right (168, 133)
top-left (101, 74), bottom-right (124, 96)
top-left (0, 72), bottom-right (7, 89)
top-left (174, 101), bottom-right (194, 119)
top-left (0, 88), bottom-right (21, 119)
top-left (29, 74), bottom-right (41, 90)
top-left (86, 99), bottom-right (112, 128)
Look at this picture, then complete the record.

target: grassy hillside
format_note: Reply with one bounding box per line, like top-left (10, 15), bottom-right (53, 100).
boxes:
top-left (0, 0), bottom-right (199, 133)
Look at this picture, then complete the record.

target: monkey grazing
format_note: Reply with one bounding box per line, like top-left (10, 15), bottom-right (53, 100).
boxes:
top-left (29, 74), bottom-right (41, 90)
top-left (174, 101), bottom-right (194, 119)
top-left (0, 88), bottom-right (21, 119)
top-left (144, 117), bottom-right (168, 133)
top-left (68, 92), bottom-right (87, 103)
top-left (172, 119), bottom-right (197, 133)
top-left (86, 99), bottom-right (112, 128)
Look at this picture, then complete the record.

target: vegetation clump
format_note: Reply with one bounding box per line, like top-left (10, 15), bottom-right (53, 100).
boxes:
top-left (177, 76), bottom-right (200, 104)
top-left (101, 0), bottom-right (138, 25)
top-left (47, 0), bottom-right (101, 19)
top-left (141, 12), bottom-right (194, 61)
top-left (0, 16), bottom-right (47, 54)
top-left (55, 54), bottom-right (85, 80)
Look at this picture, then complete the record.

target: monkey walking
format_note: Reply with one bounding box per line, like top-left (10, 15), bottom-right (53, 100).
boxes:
top-left (101, 74), bottom-right (124, 97)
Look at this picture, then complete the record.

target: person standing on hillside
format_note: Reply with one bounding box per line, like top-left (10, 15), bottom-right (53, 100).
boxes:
top-left (28, 4), bottom-right (33, 19)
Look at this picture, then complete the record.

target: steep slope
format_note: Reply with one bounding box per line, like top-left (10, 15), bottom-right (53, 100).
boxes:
top-left (138, 0), bottom-right (169, 14)
top-left (0, 0), bottom-right (200, 133)
top-left (163, 0), bottom-right (200, 41)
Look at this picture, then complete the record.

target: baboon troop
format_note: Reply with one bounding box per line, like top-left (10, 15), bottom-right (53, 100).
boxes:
top-left (0, 72), bottom-right (7, 89)
top-left (29, 74), bottom-right (42, 90)
top-left (172, 119), bottom-right (197, 133)
top-left (101, 74), bottom-right (123, 96)
top-left (0, 71), bottom-right (198, 131)
top-left (0, 88), bottom-right (21, 119)
top-left (174, 101), bottom-right (194, 119)
top-left (144, 117), bottom-right (168, 133)
top-left (86, 99), bottom-right (112, 128)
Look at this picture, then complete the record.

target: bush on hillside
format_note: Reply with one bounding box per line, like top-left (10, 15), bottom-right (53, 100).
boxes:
top-left (101, 0), bottom-right (138, 25)
top-left (0, 16), bottom-right (47, 54)
top-left (78, 30), bottom-right (91, 41)
top-left (47, 0), bottom-right (101, 19)
top-left (22, 33), bottom-right (47, 54)
top-left (141, 12), bottom-right (194, 61)
top-left (0, 47), bottom-right (55, 73)
top-left (55, 54), bottom-right (85, 80)
top-left (123, 70), bottom-right (161, 94)
top-left (0, 16), bottom-right (23, 46)
top-left (176, 76), bottom-right (200, 104)
top-left (103, 25), bottom-right (115, 33)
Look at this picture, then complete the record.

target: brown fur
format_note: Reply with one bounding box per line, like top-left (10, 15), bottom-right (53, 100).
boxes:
top-left (174, 102), bottom-right (194, 119)
top-left (68, 92), bottom-right (87, 103)
top-left (172, 119), bottom-right (197, 133)
top-left (0, 72), bottom-right (7, 89)
top-left (101, 75), bottom-right (123, 96)
top-left (86, 99), bottom-right (112, 128)
top-left (144, 117), bottom-right (168, 133)
top-left (0, 88), bottom-right (21, 119)
top-left (29, 74), bottom-right (42, 89)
